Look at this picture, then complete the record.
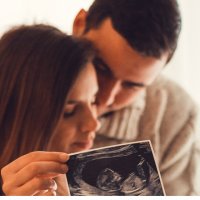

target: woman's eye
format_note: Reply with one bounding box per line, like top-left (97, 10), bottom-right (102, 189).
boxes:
top-left (63, 105), bottom-right (76, 118)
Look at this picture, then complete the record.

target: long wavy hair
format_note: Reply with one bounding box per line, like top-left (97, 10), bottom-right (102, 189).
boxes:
top-left (0, 24), bottom-right (95, 169)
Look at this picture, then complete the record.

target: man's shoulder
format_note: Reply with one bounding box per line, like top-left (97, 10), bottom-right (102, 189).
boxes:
top-left (140, 75), bottom-right (198, 141)
top-left (146, 75), bottom-right (197, 110)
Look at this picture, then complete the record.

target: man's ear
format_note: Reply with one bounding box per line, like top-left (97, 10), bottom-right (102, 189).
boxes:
top-left (73, 9), bottom-right (87, 36)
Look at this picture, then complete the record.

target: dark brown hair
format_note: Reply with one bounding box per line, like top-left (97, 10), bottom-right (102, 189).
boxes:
top-left (85, 0), bottom-right (181, 62)
top-left (0, 24), bottom-right (95, 169)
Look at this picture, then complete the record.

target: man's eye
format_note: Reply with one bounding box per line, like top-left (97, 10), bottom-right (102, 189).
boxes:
top-left (91, 98), bottom-right (98, 106)
top-left (95, 64), bottom-right (107, 72)
top-left (94, 61), bottom-right (105, 71)
top-left (91, 94), bottom-right (99, 106)
top-left (93, 58), bottom-right (110, 74)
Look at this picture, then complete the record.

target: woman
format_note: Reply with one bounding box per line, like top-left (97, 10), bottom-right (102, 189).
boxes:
top-left (0, 24), bottom-right (100, 195)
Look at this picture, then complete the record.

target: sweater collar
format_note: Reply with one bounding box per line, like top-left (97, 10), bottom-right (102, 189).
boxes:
top-left (97, 90), bottom-right (146, 141)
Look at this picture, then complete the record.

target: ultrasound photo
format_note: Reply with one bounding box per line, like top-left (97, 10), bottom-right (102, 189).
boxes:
top-left (66, 141), bottom-right (165, 196)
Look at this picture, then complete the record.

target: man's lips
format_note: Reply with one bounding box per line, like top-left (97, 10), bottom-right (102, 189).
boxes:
top-left (97, 105), bottom-right (116, 116)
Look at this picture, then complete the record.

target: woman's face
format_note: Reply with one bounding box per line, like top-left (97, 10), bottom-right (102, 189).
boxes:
top-left (48, 62), bottom-right (100, 154)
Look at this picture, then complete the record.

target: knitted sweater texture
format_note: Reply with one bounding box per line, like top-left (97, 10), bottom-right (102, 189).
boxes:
top-left (94, 75), bottom-right (200, 195)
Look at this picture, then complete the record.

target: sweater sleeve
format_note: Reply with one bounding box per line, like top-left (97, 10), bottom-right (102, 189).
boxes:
top-left (160, 100), bottom-right (200, 195)
top-left (151, 76), bottom-right (200, 195)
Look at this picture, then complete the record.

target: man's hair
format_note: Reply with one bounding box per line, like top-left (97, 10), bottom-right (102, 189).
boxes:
top-left (0, 24), bottom-right (95, 169)
top-left (85, 0), bottom-right (181, 61)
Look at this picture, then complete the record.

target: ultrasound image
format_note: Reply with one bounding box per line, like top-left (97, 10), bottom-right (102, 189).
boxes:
top-left (66, 141), bottom-right (165, 196)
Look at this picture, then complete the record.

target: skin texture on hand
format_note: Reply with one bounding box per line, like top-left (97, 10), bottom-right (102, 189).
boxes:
top-left (0, 151), bottom-right (69, 196)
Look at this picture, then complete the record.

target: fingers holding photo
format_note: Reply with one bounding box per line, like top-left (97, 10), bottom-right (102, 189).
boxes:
top-left (0, 151), bottom-right (69, 196)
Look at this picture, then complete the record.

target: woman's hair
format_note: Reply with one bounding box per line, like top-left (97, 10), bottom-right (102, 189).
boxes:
top-left (0, 24), bottom-right (95, 168)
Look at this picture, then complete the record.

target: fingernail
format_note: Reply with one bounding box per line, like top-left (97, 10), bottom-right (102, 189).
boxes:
top-left (50, 179), bottom-right (57, 190)
top-left (59, 153), bottom-right (69, 161)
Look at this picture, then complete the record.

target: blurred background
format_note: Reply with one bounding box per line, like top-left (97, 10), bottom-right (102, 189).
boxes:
top-left (0, 0), bottom-right (200, 105)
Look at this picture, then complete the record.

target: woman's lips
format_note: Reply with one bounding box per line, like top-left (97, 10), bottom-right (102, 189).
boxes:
top-left (72, 140), bottom-right (93, 151)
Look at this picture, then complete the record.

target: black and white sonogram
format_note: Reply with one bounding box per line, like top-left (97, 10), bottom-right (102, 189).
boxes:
top-left (66, 141), bottom-right (165, 196)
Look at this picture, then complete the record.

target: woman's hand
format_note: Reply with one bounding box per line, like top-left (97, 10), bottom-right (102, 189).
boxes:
top-left (0, 151), bottom-right (69, 196)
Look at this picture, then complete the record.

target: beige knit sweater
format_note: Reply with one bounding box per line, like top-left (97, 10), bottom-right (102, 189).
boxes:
top-left (93, 75), bottom-right (200, 196)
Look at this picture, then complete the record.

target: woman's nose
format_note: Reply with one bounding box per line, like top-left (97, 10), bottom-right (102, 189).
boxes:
top-left (79, 107), bottom-right (101, 133)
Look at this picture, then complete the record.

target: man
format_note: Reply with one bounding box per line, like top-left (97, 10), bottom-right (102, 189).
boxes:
top-left (72, 0), bottom-right (200, 195)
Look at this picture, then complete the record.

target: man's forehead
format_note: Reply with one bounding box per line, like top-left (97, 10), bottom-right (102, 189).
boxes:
top-left (84, 18), bottom-right (168, 86)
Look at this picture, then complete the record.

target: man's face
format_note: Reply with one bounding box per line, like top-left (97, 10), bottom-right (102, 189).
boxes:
top-left (74, 15), bottom-right (168, 116)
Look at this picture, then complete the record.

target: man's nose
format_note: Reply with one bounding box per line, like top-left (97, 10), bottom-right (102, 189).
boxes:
top-left (98, 79), bottom-right (121, 107)
top-left (79, 107), bottom-right (101, 133)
